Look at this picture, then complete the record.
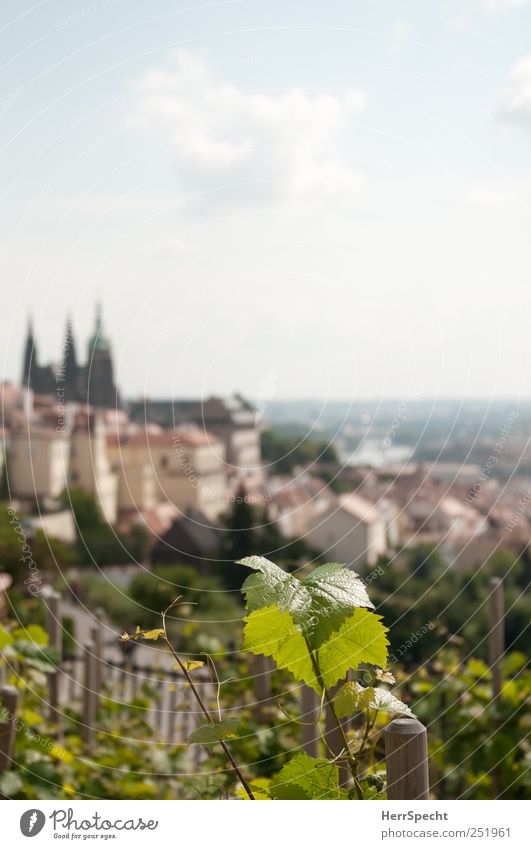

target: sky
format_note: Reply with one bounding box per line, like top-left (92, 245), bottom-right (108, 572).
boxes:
top-left (1, 0), bottom-right (531, 404)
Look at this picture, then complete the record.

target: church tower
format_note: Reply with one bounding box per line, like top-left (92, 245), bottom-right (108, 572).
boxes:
top-left (58, 315), bottom-right (81, 403)
top-left (84, 303), bottom-right (119, 408)
top-left (20, 317), bottom-right (55, 395)
top-left (21, 318), bottom-right (36, 388)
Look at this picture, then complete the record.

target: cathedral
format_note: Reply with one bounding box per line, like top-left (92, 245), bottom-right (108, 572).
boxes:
top-left (21, 305), bottom-right (120, 408)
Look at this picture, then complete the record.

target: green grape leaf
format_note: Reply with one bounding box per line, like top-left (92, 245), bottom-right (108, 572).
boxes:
top-left (237, 557), bottom-right (373, 647)
top-left (188, 718), bottom-right (240, 745)
top-left (270, 752), bottom-right (340, 800)
top-left (318, 609), bottom-right (389, 690)
top-left (236, 778), bottom-right (271, 800)
top-left (334, 681), bottom-right (414, 718)
top-left (12, 624), bottom-right (48, 646)
top-left (243, 606), bottom-right (319, 691)
top-left (333, 681), bottom-right (373, 716)
top-left (367, 687), bottom-right (414, 716)
top-left (0, 625), bottom-right (14, 650)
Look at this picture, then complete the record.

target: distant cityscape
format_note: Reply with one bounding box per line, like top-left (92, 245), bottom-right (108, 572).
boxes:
top-left (2, 307), bottom-right (531, 575)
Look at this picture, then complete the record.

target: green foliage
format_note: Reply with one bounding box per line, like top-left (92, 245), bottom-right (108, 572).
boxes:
top-left (315, 610), bottom-right (388, 689)
top-left (0, 506), bottom-right (74, 583)
top-left (239, 556), bottom-right (373, 646)
top-left (188, 718), bottom-right (240, 745)
top-left (370, 545), bottom-right (530, 663)
top-left (238, 555), bottom-right (393, 798)
top-left (334, 681), bottom-right (413, 718)
top-left (240, 557), bottom-right (388, 694)
top-left (261, 428), bottom-right (338, 474)
top-left (412, 651), bottom-right (530, 800)
top-left (63, 488), bottom-right (149, 566)
top-left (269, 752), bottom-right (341, 800)
top-left (243, 605), bottom-right (314, 687)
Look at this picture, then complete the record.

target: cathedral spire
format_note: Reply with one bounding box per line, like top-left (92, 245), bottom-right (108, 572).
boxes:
top-left (88, 301), bottom-right (110, 354)
top-left (59, 314), bottom-right (80, 402)
top-left (21, 316), bottom-right (37, 387)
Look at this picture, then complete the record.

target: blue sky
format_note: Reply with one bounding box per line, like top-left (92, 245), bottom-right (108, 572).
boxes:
top-left (2, 0), bottom-right (531, 403)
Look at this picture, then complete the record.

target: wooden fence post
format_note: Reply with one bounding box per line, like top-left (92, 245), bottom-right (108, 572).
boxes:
top-left (82, 643), bottom-right (97, 746)
top-left (253, 655), bottom-right (273, 712)
top-left (325, 681), bottom-right (350, 788)
top-left (488, 576), bottom-right (504, 701)
top-left (46, 591), bottom-right (62, 733)
top-left (385, 717), bottom-right (429, 799)
top-left (300, 685), bottom-right (320, 758)
top-left (90, 625), bottom-right (103, 703)
top-left (0, 685), bottom-right (18, 776)
top-left (167, 673), bottom-right (178, 743)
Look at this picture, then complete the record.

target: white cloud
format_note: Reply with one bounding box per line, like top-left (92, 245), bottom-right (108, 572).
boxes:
top-left (133, 51), bottom-right (365, 210)
top-left (497, 55), bottom-right (531, 127)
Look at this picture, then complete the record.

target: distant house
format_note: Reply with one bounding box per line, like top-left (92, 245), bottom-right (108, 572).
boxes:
top-left (129, 394), bottom-right (263, 490)
top-left (8, 426), bottom-right (69, 500)
top-left (150, 508), bottom-right (220, 568)
top-left (304, 492), bottom-right (387, 568)
top-left (106, 425), bottom-right (227, 521)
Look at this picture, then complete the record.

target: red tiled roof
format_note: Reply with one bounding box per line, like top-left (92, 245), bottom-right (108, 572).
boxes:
top-left (107, 427), bottom-right (221, 449)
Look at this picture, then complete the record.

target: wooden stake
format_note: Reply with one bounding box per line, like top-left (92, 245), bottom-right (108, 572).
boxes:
top-left (46, 591), bottom-right (62, 734)
top-left (82, 643), bottom-right (97, 746)
top-left (385, 717), bottom-right (430, 800)
top-left (300, 685), bottom-right (320, 758)
top-left (0, 686), bottom-right (18, 775)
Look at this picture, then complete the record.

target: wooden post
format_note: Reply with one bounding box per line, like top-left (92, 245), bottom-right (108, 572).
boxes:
top-left (82, 643), bottom-right (97, 746)
top-left (300, 685), bottom-right (320, 758)
top-left (489, 576), bottom-right (504, 701)
top-left (167, 674), bottom-right (177, 743)
top-left (385, 717), bottom-right (429, 800)
top-left (253, 655), bottom-right (273, 712)
top-left (46, 592), bottom-right (62, 734)
top-left (90, 625), bottom-right (103, 703)
top-left (0, 686), bottom-right (18, 775)
top-left (325, 697), bottom-right (350, 788)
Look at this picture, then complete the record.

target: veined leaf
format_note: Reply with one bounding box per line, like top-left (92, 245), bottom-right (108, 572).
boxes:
top-left (334, 681), bottom-right (413, 718)
top-left (188, 718), bottom-right (240, 745)
top-left (334, 681), bottom-right (373, 716)
top-left (236, 777), bottom-right (271, 800)
top-left (270, 752), bottom-right (340, 800)
top-left (237, 556), bottom-right (373, 648)
top-left (368, 687), bottom-right (414, 716)
top-left (318, 609), bottom-right (389, 690)
top-left (243, 606), bottom-right (319, 692)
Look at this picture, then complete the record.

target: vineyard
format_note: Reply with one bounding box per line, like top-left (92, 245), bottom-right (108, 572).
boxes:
top-left (0, 558), bottom-right (528, 801)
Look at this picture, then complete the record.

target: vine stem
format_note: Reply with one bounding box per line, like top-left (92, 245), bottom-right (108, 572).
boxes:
top-left (304, 637), bottom-right (364, 800)
top-left (162, 603), bottom-right (255, 800)
top-left (357, 708), bottom-right (378, 760)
